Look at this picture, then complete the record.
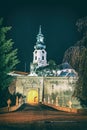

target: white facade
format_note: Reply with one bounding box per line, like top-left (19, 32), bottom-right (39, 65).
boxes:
top-left (33, 26), bottom-right (47, 67)
top-left (33, 49), bottom-right (47, 67)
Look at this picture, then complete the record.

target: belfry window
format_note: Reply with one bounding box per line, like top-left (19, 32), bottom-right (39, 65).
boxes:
top-left (35, 56), bottom-right (37, 60)
top-left (35, 51), bottom-right (37, 54)
top-left (42, 56), bottom-right (44, 60)
top-left (42, 50), bottom-right (44, 53)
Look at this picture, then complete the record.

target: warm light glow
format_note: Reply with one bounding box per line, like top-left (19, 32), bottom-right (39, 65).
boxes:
top-left (27, 90), bottom-right (38, 104)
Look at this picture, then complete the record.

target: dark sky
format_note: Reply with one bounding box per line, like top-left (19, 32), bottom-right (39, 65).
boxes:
top-left (0, 0), bottom-right (87, 72)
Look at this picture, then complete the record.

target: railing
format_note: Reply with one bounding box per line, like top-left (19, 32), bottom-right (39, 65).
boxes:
top-left (42, 97), bottom-right (87, 114)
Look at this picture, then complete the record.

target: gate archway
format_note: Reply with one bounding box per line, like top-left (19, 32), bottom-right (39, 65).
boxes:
top-left (27, 89), bottom-right (38, 104)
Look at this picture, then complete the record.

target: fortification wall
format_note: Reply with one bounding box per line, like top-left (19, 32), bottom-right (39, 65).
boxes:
top-left (13, 76), bottom-right (81, 108)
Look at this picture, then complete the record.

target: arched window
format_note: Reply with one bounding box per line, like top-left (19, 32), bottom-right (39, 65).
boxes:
top-left (42, 50), bottom-right (44, 53)
top-left (35, 51), bottom-right (37, 54)
top-left (42, 56), bottom-right (44, 60)
top-left (35, 56), bottom-right (37, 60)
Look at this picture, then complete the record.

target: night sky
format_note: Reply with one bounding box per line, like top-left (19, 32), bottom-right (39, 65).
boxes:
top-left (0, 0), bottom-right (87, 72)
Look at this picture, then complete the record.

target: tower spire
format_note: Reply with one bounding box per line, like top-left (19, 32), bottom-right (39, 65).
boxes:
top-left (36, 25), bottom-right (44, 44)
top-left (32, 26), bottom-right (47, 68)
top-left (39, 25), bottom-right (42, 34)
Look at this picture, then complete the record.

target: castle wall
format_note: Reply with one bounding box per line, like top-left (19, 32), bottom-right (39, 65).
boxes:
top-left (43, 77), bottom-right (78, 107)
top-left (14, 76), bottom-right (81, 108)
top-left (15, 76), bottom-right (43, 103)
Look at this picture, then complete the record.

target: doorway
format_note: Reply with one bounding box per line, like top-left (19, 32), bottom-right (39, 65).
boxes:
top-left (27, 89), bottom-right (38, 104)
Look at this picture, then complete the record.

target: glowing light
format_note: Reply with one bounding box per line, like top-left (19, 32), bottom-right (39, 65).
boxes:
top-left (27, 90), bottom-right (38, 104)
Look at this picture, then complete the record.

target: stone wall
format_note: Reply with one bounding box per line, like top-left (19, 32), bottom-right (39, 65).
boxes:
top-left (13, 76), bottom-right (81, 108)
top-left (43, 77), bottom-right (80, 108)
top-left (15, 76), bottom-right (44, 103)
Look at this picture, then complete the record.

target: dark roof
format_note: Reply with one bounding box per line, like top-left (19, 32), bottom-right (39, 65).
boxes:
top-left (58, 62), bottom-right (72, 70)
top-left (58, 71), bottom-right (77, 77)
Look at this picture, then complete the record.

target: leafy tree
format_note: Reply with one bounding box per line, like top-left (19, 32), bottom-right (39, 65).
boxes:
top-left (35, 59), bottom-right (57, 76)
top-left (63, 46), bottom-right (86, 72)
top-left (63, 16), bottom-right (87, 71)
top-left (63, 16), bottom-right (87, 106)
top-left (74, 48), bottom-right (87, 107)
top-left (0, 87), bottom-right (16, 107)
top-left (0, 18), bottom-right (19, 91)
top-left (48, 60), bottom-right (57, 70)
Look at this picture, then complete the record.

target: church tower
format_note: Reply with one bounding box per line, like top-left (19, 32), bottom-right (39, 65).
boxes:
top-left (33, 26), bottom-right (47, 67)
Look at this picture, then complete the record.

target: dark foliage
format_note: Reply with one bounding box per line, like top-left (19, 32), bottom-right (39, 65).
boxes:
top-left (63, 16), bottom-right (87, 106)
top-left (0, 18), bottom-right (19, 91)
top-left (0, 88), bottom-right (16, 108)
